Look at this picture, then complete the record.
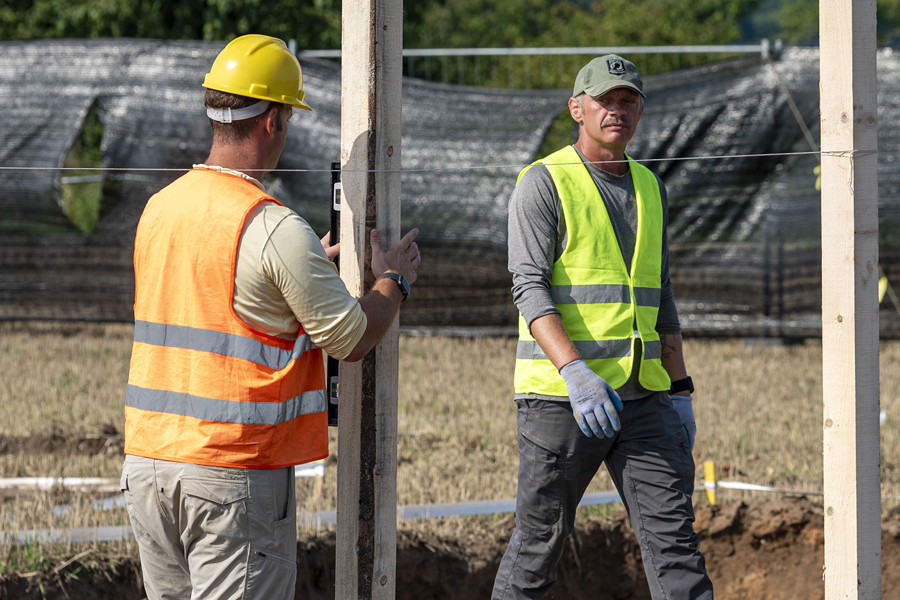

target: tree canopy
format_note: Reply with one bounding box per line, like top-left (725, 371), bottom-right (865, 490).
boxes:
top-left (0, 0), bottom-right (342, 47)
top-left (2, 0), bottom-right (898, 54)
top-left (407, 0), bottom-right (755, 48)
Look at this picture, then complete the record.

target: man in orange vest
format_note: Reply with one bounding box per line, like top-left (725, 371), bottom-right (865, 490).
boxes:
top-left (120, 35), bottom-right (420, 600)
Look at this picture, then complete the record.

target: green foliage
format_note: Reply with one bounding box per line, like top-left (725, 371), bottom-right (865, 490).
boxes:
top-left (0, 0), bottom-right (762, 49)
top-left (0, 0), bottom-right (342, 47)
top-left (4, 0), bottom-right (900, 51)
top-left (881, 0), bottom-right (900, 28)
top-left (747, 0), bottom-right (900, 46)
top-left (402, 0), bottom-right (763, 88)
top-left (73, 103), bottom-right (103, 166)
top-left (775, 0), bottom-right (818, 44)
top-left (61, 101), bottom-right (103, 234)
top-left (876, 0), bottom-right (900, 44)
top-left (576, 502), bottom-right (619, 520)
top-left (1, 542), bottom-right (51, 575)
top-left (408, 0), bottom-right (757, 49)
top-left (537, 108), bottom-right (577, 159)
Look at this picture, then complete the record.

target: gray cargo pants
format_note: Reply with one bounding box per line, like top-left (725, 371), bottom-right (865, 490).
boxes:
top-left (121, 455), bottom-right (297, 600)
top-left (492, 392), bottom-right (713, 600)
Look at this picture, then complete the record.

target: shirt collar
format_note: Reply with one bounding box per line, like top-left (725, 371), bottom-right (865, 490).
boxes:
top-left (192, 164), bottom-right (267, 193)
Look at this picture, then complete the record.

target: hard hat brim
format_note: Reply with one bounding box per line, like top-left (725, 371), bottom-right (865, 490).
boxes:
top-left (202, 80), bottom-right (313, 112)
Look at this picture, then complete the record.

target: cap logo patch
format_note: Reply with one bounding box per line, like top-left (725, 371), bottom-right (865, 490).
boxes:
top-left (607, 59), bottom-right (626, 76)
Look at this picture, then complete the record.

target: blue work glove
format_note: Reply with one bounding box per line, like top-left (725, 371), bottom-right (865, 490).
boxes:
top-left (559, 359), bottom-right (623, 438)
top-left (671, 395), bottom-right (696, 451)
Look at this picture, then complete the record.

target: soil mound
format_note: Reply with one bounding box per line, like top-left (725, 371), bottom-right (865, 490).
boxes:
top-left (0, 428), bottom-right (123, 458)
top-left (4, 498), bottom-right (899, 599)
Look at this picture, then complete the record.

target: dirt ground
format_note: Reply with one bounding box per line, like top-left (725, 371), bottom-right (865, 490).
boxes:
top-left (3, 497), bottom-right (899, 600)
top-left (3, 328), bottom-right (898, 598)
top-left (0, 428), bottom-right (123, 458)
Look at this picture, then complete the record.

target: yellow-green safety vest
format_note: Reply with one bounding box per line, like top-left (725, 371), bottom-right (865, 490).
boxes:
top-left (513, 145), bottom-right (672, 396)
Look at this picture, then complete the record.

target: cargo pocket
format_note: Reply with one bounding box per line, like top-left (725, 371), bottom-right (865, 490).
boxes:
top-left (181, 478), bottom-right (249, 556)
top-left (671, 426), bottom-right (696, 481)
top-left (245, 545), bottom-right (297, 600)
top-left (120, 470), bottom-right (149, 543)
top-left (251, 468), bottom-right (297, 563)
top-left (516, 433), bottom-right (565, 532)
top-left (270, 507), bottom-right (297, 561)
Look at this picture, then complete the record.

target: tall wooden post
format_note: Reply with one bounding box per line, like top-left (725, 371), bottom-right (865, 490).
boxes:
top-left (336, 0), bottom-right (402, 598)
top-left (820, 1), bottom-right (881, 598)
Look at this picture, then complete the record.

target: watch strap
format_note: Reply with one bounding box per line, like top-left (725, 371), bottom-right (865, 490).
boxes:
top-left (378, 272), bottom-right (409, 301)
top-left (670, 376), bottom-right (694, 395)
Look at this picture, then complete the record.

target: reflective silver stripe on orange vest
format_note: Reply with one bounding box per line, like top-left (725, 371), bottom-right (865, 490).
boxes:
top-left (517, 339), bottom-right (632, 361)
top-left (133, 321), bottom-right (315, 371)
top-left (125, 385), bottom-right (326, 425)
top-left (549, 285), bottom-right (660, 307)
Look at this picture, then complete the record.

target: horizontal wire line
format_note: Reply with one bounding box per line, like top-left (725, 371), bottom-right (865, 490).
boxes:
top-left (0, 149), bottom-right (879, 175)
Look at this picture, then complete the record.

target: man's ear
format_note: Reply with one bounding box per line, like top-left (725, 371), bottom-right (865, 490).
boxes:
top-left (568, 96), bottom-right (582, 125)
top-left (261, 106), bottom-right (280, 138)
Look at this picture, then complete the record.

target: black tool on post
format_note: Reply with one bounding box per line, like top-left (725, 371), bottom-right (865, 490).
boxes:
top-left (327, 161), bottom-right (341, 427)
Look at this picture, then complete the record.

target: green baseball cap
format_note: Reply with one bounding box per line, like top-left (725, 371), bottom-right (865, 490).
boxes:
top-left (573, 54), bottom-right (645, 99)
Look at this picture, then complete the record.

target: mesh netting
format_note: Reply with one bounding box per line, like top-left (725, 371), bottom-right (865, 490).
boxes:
top-left (0, 39), bottom-right (560, 324)
top-left (632, 48), bottom-right (900, 336)
top-left (1, 40), bottom-right (899, 335)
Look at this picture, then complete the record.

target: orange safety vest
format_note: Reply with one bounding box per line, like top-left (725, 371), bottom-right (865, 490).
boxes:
top-left (124, 168), bottom-right (327, 469)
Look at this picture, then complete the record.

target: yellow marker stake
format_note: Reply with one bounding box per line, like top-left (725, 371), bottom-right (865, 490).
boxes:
top-left (704, 460), bottom-right (717, 505)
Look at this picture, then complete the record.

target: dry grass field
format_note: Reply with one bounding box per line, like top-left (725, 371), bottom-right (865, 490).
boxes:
top-left (2, 320), bottom-right (900, 574)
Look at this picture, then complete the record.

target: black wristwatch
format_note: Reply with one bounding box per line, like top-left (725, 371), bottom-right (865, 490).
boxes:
top-left (670, 376), bottom-right (694, 395)
top-left (378, 273), bottom-right (410, 301)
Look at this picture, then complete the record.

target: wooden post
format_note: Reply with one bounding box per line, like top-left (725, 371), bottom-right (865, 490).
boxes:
top-left (336, 0), bottom-right (402, 597)
top-left (820, 1), bottom-right (881, 598)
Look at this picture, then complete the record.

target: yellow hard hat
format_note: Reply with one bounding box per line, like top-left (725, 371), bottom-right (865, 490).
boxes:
top-left (203, 34), bottom-right (312, 111)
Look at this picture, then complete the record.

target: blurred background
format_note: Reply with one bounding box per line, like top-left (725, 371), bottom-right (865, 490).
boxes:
top-left (3, 0), bottom-right (900, 336)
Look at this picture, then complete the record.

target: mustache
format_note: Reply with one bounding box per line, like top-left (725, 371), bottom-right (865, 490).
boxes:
top-left (602, 118), bottom-right (631, 128)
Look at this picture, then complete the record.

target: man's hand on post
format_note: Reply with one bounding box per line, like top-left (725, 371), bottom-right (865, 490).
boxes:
top-left (371, 228), bottom-right (420, 284)
top-left (343, 228), bottom-right (421, 362)
top-left (559, 359), bottom-right (623, 438)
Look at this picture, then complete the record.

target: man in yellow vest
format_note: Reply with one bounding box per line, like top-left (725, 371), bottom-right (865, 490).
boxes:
top-left (120, 35), bottom-right (420, 600)
top-left (493, 55), bottom-right (713, 599)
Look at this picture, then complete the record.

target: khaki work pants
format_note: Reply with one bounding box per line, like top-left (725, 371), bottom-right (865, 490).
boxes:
top-left (121, 455), bottom-right (297, 600)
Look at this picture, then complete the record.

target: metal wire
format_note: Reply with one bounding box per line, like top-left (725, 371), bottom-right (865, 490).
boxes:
top-left (0, 149), bottom-right (880, 176)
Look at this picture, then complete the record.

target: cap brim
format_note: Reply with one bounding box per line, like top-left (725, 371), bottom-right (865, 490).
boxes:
top-left (582, 81), bottom-right (645, 99)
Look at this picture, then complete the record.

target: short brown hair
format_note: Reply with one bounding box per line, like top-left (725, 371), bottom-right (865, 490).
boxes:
top-left (204, 89), bottom-right (286, 143)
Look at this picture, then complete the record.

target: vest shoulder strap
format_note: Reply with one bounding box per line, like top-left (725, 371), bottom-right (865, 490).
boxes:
top-left (516, 145), bottom-right (582, 185)
top-left (624, 155), bottom-right (660, 194)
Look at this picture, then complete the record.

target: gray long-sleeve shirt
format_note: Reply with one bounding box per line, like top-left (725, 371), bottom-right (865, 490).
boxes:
top-left (509, 145), bottom-right (680, 401)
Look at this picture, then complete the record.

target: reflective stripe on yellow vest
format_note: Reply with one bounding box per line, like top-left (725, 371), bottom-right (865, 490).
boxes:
top-left (124, 168), bottom-right (327, 469)
top-left (513, 145), bottom-right (672, 396)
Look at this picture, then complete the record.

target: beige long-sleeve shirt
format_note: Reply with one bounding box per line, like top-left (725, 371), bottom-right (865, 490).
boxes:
top-left (195, 165), bottom-right (367, 360)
